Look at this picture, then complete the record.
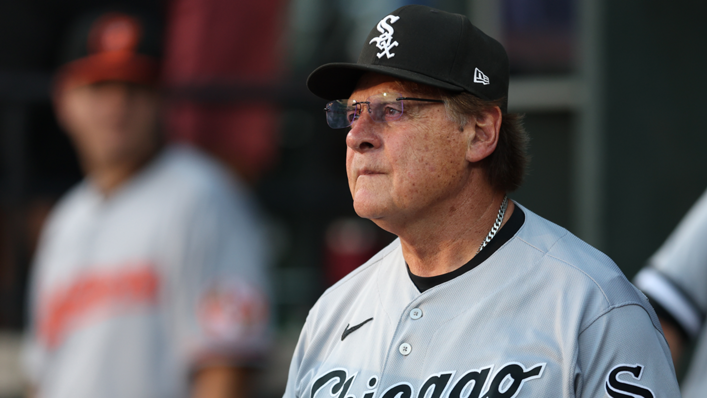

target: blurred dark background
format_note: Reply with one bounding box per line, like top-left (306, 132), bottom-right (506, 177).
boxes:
top-left (0, 0), bottom-right (706, 396)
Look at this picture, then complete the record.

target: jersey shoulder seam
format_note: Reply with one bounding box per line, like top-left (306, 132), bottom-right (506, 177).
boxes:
top-left (578, 301), bottom-right (657, 336)
top-left (517, 233), bottom-right (612, 306)
top-left (545, 252), bottom-right (611, 305)
top-left (515, 226), bottom-right (569, 255)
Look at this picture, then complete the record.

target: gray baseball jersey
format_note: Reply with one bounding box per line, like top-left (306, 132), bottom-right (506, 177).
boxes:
top-left (284, 204), bottom-right (679, 398)
top-left (23, 145), bottom-right (271, 398)
top-left (634, 187), bottom-right (707, 398)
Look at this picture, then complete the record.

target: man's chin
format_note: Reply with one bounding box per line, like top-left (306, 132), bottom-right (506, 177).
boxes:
top-left (353, 204), bottom-right (379, 218)
top-left (354, 201), bottom-right (395, 230)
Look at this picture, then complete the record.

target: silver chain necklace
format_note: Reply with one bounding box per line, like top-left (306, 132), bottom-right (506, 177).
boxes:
top-left (477, 195), bottom-right (508, 254)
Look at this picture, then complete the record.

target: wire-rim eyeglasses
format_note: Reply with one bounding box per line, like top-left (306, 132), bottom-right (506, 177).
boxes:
top-left (324, 92), bottom-right (444, 129)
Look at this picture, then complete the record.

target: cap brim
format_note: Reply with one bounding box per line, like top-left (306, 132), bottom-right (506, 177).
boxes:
top-left (56, 52), bottom-right (159, 91)
top-left (307, 62), bottom-right (465, 100)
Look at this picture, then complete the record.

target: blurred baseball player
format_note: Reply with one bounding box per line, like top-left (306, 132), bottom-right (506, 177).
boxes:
top-left (22, 7), bottom-right (270, 398)
top-left (283, 5), bottom-right (680, 398)
top-left (634, 187), bottom-right (707, 398)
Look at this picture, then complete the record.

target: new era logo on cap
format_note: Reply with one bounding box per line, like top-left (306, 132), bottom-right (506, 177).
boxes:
top-left (474, 68), bottom-right (490, 85)
top-left (369, 15), bottom-right (400, 59)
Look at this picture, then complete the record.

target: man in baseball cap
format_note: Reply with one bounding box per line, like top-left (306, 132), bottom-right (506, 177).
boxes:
top-left (22, 7), bottom-right (272, 398)
top-left (284, 5), bottom-right (679, 398)
top-left (54, 7), bottom-right (162, 92)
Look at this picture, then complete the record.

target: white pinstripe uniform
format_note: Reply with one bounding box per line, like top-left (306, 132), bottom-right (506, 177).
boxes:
top-left (23, 145), bottom-right (271, 398)
top-left (284, 204), bottom-right (680, 398)
top-left (635, 188), bottom-right (707, 398)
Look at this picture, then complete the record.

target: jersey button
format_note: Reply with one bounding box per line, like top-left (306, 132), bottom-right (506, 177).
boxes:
top-left (399, 343), bottom-right (412, 356)
top-left (410, 308), bottom-right (423, 320)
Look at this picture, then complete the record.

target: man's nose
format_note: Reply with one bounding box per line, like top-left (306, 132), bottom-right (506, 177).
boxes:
top-left (345, 110), bottom-right (381, 152)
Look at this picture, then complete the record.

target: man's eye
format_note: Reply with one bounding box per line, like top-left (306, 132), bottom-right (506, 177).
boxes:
top-left (384, 106), bottom-right (402, 116)
top-left (347, 108), bottom-right (359, 121)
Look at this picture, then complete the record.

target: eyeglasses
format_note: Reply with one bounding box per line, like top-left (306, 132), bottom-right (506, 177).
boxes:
top-left (324, 92), bottom-right (444, 129)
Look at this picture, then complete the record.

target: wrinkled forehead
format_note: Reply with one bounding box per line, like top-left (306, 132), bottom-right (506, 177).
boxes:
top-left (351, 72), bottom-right (443, 100)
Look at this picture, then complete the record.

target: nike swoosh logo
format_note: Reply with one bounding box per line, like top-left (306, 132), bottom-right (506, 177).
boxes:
top-left (341, 317), bottom-right (373, 341)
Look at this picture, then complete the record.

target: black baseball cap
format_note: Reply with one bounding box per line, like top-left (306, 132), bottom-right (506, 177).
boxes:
top-left (55, 7), bottom-right (162, 91)
top-left (307, 5), bottom-right (509, 112)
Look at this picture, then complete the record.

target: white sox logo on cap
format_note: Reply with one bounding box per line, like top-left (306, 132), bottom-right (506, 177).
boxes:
top-left (369, 15), bottom-right (400, 59)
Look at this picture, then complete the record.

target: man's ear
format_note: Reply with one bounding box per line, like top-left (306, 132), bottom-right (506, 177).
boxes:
top-left (466, 106), bottom-right (501, 163)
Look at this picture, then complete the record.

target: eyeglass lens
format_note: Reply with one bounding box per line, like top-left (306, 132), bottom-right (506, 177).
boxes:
top-left (325, 92), bottom-right (404, 129)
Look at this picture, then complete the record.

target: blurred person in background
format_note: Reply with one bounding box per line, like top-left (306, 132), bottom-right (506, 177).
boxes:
top-left (21, 7), bottom-right (271, 398)
top-left (634, 187), bottom-right (707, 398)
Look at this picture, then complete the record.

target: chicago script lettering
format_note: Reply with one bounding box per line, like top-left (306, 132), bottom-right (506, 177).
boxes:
top-left (310, 362), bottom-right (545, 398)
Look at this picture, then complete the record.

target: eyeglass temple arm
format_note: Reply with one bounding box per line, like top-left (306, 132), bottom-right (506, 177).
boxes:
top-left (396, 97), bottom-right (445, 103)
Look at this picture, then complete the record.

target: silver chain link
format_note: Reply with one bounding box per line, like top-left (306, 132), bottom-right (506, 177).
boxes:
top-left (477, 196), bottom-right (508, 254)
